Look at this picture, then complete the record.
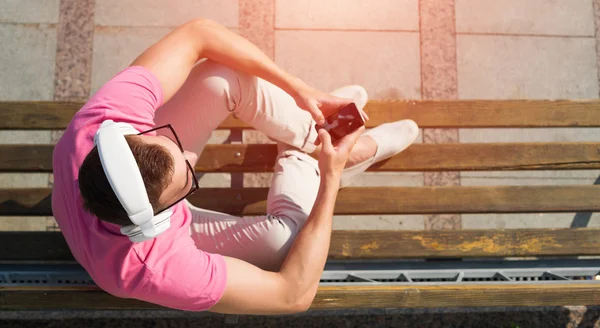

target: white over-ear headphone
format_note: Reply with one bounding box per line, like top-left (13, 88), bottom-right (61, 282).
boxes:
top-left (94, 120), bottom-right (172, 243)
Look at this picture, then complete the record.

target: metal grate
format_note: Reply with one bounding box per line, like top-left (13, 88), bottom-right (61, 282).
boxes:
top-left (318, 259), bottom-right (600, 286)
top-left (1, 260), bottom-right (599, 287)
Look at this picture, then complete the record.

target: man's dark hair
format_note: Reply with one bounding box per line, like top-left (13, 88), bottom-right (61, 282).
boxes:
top-left (78, 135), bottom-right (174, 226)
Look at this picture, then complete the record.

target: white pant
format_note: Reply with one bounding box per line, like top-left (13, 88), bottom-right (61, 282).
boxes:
top-left (155, 60), bottom-right (334, 272)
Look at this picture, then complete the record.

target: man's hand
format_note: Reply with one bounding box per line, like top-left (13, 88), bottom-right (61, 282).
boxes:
top-left (291, 83), bottom-right (351, 125)
top-left (291, 83), bottom-right (369, 126)
top-left (316, 125), bottom-right (365, 177)
top-left (211, 123), bottom-right (363, 317)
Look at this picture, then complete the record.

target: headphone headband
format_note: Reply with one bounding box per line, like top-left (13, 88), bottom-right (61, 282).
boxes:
top-left (94, 120), bottom-right (171, 242)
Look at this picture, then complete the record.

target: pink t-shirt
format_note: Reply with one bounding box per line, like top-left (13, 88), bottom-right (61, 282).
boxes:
top-left (51, 66), bottom-right (227, 311)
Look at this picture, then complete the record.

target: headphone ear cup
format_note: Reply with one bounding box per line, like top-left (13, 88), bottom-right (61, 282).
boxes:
top-left (148, 209), bottom-right (172, 236)
top-left (120, 209), bottom-right (173, 243)
top-left (120, 224), bottom-right (151, 243)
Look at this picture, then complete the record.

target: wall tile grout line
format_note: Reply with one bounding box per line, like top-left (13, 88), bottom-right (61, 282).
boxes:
top-left (238, 0), bottom-right (276, 189)
top-left (94, 24), bottom-right (239, 30)
top-left (53, 0), bottom-right (95, 103)
top-left (275, 27), bottom-right (421, 33)
top-left (0, 22), bottom-right (59, 27)
top-left (272, 0), bottom-right (276, 49)
top-left (420, 0), bottom-right (462, 230)
top-left (457, 31), bottom-right (596, 39)
top-left (48, 0), bottom-right (96, 231)
top-left (594, 0), bottom-right (600, 99)
top-left (418, 0), bottom-right (424, 103)
top-left (239, 0), bottom-right (275, 59)
top-left (418, 0), bottom-right (426, 230)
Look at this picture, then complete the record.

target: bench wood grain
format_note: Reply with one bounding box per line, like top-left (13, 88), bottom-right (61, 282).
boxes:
top-left (2, 284), bottom-right (599, 310)
top-left (2, 186), bottom-right (599, 216)
top-left (2, 143), bottom-right (600, 172)
top-left (2, 100), bottom-right (600, 129)
top-left (2, 228), bottom-right (599, 261)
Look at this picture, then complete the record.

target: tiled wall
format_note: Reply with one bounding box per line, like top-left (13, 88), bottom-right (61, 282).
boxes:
top-left (454, 0), bottom-right (600, 228)
top-left (1, 0), bottom-right (599, 231)
top-left (0, 0), bottom-right (59, 230)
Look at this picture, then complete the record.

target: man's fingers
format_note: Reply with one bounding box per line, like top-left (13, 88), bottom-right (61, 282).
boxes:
top-left (318, 129), bottom-right (333, 151)
top-left (310, 103), bottom-right (325, 126)
top-left (320, 95), bottom-right (348, 117)
top-left (314, 114), bottom-right (325, 126)
top-left (360, 108), bottom-right (370, 121)
top-left (337, 96), bottom-right (353, 107)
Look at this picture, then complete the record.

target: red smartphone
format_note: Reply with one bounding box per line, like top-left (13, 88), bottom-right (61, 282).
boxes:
top-left (315, 102), bottom-right (365, 144)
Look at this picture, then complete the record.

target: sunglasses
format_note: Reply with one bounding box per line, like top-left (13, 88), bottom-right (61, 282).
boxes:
top-left (138, 124), bottom-right (199, 214)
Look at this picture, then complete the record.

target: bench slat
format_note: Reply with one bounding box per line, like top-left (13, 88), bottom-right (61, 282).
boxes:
top-left (329, 229), bottom-right (600, 259)
top-left (2, 143), bottom-right (599, 173)
top-left (315, 284), bottom-right (600, 309)
top-left (2, 229), bottom-right (600, 262)
top-left (200, 142), bottom-right (600, 172)
top-left (0, 189), bottom-right (52, 216)
top-left (1, 284), bottom-right (599, 309)
top-left (0, 145), bottom-right (54, 172)
top-left (2, 100), bottom-right (600, 129)
top-left (191, 186), bottom-right (600, 215)
top-left (2, 186), bottom-right (598, 217)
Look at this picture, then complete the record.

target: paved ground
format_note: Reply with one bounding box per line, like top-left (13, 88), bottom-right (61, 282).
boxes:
top-left (1, 307), bottom-right (600, 327)
top-left (1, 0), bottom-right (599, 232)
top-left (1, 0), bottom-right (600, 326)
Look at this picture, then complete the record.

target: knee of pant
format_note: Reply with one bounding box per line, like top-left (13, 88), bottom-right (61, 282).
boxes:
top-left (276, 147), bottom-right (320, 175)
top-left (268, 197), bottom-right (310, 228)
top-left (197, 73), bottom-right (235, 105)
top-left (195, 60), bottom-right (255, 104)
top-left (266, 214), bottom-right (299, 245)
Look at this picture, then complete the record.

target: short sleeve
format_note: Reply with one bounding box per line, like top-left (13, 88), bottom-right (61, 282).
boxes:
top-left (133, 242), bottom-right (228, 311)
top-left (52, 65), bottom-right (165, 191)
top-left (79, 66), bottom-right (164, 131)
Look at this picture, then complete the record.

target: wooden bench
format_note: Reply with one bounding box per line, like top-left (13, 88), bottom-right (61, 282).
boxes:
top-left (1, 100), bottom-right (600, 311)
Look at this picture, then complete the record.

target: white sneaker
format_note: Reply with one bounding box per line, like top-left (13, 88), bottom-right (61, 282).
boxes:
top-left (340, 119), bottom-right (419, 188)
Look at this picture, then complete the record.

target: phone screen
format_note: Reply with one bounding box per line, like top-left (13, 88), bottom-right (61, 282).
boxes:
top-left (316, 103), bottom-right (365, 143)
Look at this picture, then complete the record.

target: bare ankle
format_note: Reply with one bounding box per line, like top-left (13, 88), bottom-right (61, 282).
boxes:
top-left (345, 136), bottom-right (377, 168)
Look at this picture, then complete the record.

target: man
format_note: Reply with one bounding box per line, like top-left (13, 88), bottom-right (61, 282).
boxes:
top-left (52, 18), bottom-right (419, 314)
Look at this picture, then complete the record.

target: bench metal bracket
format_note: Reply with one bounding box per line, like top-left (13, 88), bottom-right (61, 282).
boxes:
top-left (1, 259), bottom-right (599, 287)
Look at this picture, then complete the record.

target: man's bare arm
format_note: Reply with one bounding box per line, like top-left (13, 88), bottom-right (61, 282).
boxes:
top-left (131, 18), bottom-right (351, 123)
top-left (208, 127), bottom-right (364, 315)
top-left (209, 173), bottom-right (340, 314)
top-left (131, 19), bottom-right (301, 106)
